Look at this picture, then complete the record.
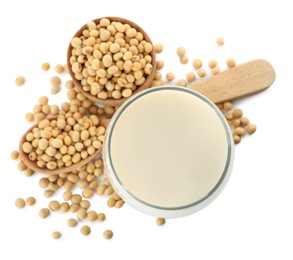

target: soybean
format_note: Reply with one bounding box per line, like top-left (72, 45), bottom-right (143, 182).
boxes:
top-left (197, 69), bottom-right (206, 78)
top-left (156, 217), bottom-right (166, 226)
top-left (50, 76), bottom-right (61, 87)
top-left (15, 198), bottom-right (26, 208)
top-left (166, 72), bottom-right (175, 81)
top-left (192, 59), bottom-right (202, 69)
top-left (41, 63), bottom-right (50, 71)
top-left (67, 218), bottom-right (78, 228)
top-left (55, 64), bottom-right (64, 73)
top-left (103, 230), bottom-right (113, 240)
top-left (247, 124), bottom-right (257, 135)
top-left (180, 56), bottom-right (188, 64)
top-left (11, 151), bottom-right (19, 160)
top-left (80, 225), bottom-right (91, 236)
top-left (227, 59), bottom-right (236, 68)
top-left (186, 72), bottom-right (195, 83)
top-left (154, 43), bottom-right (163, 53)
top-left (216, 37), bottom-right (225, 46)
top-left (39, 208), bottom-right (50, 218)
top-left (26, 197), bottom-right (36, 206)
top-left (15, 76), bottom-right (26, 86)
top-left (52, 231), bottom-right (61, 239)
top-left (176, 47), bottom-right (185, 57)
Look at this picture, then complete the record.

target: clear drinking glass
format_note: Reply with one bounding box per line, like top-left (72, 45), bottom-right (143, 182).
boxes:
top-left (103, 86), bottom-right (234, 218)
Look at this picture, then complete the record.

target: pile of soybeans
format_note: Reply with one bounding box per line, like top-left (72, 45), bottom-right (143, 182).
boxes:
top-left (12, 18), bottom-right (256, 241)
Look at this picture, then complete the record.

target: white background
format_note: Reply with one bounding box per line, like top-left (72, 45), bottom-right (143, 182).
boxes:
top-left (0, 0), bottom-right (292, 259)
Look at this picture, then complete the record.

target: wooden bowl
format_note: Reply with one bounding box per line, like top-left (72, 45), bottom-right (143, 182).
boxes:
top-left (67, 17), bottom-right (156, 107)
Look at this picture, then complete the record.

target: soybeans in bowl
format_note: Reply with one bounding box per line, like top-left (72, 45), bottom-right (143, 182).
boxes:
top-left (67, 17), bottom-right (156, 106)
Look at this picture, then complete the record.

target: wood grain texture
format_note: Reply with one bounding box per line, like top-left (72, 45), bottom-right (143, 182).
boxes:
top-left (189, 59), bottom-right (275, 103)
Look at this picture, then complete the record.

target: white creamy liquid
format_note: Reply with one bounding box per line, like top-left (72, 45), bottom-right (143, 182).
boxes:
top-left (109, 88), bottom-right (229, 208)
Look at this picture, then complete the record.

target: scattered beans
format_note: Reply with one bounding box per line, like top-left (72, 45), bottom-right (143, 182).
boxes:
top-left (180, 56), bottom-right (188, 64)
top-left (44, 189), bottom-right (55, 198)
top-left (50, 76), bottom-right (61, 87)
top-left (11, 150), bottom-right (19, 160)
top-left (49, 200), bottom-right (60, 211)
top-left (235, 127), bottom-right (245, 136)
top-left (25, 112), bottom-right (34, 122)
top-left (186, 72), bottom-right (195, 83)
top-left (192, 59), bottom-right (202, 70)
top-left (70, 204), bottom-right (80, 213)
top-left (63, 190), bottom-right (72, 201)
top-left (247, 124), bottom-right (257, 135)
top-left (71, 194), bottom-right (82, 204)
top-left (77, 208), bottom-right (88, 220)
top-left (154, 43), bottom-right (163, 53)
top-left (177, 79), bottom-right (187, 87)
top-left (156, 217), bottom-right (166, 226)
top-left (208, 60), bottom-right (217, 69)
top-left (223, 101), bottom-right (233, 111)
top-left (15, 198), bottom-right (26, 208)
top-left (39, 208), bottom-right (50, 218)
top-left (80, 225), bottom-right (91, 236)
top-left (51, 86), bottom-right (61, 94)
top-left (52, 231), bottom-right (61, 239)
top-left (24, 168), bottom-right (34, 176)
top-left (166, 72), bottom-right (175, 81)
top-left (80, 200), bottom-right (91, 209)
top-left (26, 197), bottom-right (36, 206)
top-left (233, 109), bottom-right (243, 119)
top-left (41, 63), bottom-right (50, 71)
top-left (176, 47), bottom-right (185, 57)
top-left (197, 68), bottom-right (206, 78)
top-left (60, 202), bottom-right (70, 212)
top-left (82, 189), bottom-right (94, 198)
top-left (103, 230), bottom-right (113, 240)
top-left (67, 218), bottom-right (78, 227)
top-left (87, 210), bottom-right (98, 221)
top-left (115, 200), bottom-right (125, 208)
top-left (154, 72), bottom-right (162, 81)
top-left (233, 135), bottom-right (241, 144)
top-left (240, 117), bottom-right (250, 126)
top-left (17, 161), bottom-right (27, 171)
top-left (15, 76), bottom-right (26, 86)
top-left (97, 213), bottom-right (106, 221)
top-left (211, 67), bottom-right (220, 75)
top-left (225, 113), bottom-right (233, 121)
top-left (227, 58), bottom-right (236, 68)
top-left (107, 197), bottom-right (116, 207)
top-left (216, 37), bottom-right (225, 46)
top-left (233, 119), bottom-right (241, 128)
top-left (156, 60), bottom-right (164, 70)
top-left (55, 64), bottom-right (65, 74)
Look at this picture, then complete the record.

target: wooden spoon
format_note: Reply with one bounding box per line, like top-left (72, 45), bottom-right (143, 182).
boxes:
top-left (189, 59), bottom-right (275, 103)
top-left (19, 59), bottom-right (275, 175)
top-left (18, 117), bottom-right (110, 175)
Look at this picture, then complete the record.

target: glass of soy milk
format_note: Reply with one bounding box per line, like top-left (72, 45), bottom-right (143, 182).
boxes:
top-left (103, 86), bottom-right (234, 218)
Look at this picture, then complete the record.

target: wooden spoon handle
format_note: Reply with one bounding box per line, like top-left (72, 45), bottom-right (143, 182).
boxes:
top-left (189, 59), bottom-right (275, 103)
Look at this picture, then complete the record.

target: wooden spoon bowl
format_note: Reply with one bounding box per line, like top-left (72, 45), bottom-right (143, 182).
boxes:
top-left (67, 17), bottom-right (156, 107)
top-left (19, 117), bottom-right (102, 175)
